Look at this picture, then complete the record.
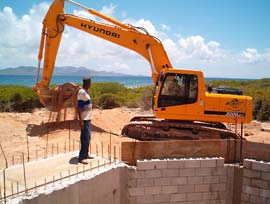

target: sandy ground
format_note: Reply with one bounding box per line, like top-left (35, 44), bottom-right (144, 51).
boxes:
top-left (0, 107), bottom-right (269, 168)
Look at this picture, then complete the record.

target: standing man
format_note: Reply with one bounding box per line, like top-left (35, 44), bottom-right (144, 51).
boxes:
top-left (77, 77), bottom-right (92, 164)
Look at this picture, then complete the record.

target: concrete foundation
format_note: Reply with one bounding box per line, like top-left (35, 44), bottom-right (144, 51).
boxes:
top-left (7, 158), bottom-right (270, 204)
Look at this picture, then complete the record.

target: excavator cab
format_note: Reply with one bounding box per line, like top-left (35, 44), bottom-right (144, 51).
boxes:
top-left (152, 69), bottom-right (252, 125)
top-left (157, 73), bottom-right (198, 107)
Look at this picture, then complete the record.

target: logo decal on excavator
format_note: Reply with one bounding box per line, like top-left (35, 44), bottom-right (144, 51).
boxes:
top-left (226, 98), bottom-right (244, 111)
top-left (81, 23), bottom-right (120, 39)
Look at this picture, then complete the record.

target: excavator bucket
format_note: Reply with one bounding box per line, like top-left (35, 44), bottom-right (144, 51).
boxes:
top-left (34, 82), bottom-right (80, 121)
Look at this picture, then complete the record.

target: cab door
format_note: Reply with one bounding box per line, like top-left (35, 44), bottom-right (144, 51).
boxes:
top-left (154, 70), bottom-right (205, 121)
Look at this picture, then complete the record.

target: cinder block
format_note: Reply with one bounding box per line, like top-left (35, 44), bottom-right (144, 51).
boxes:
top-left (195, 184), bottom-right (210, 193)
top-left (162, 169), bottom-right (179, 177)
top-left (250, 195), bottom-right (268, 204)
top-left (201, 159), bottom-right (217, 168)
top-left (188, 176), bottom-right (203, 184)
top-left (178, 184), bottom-right (195, 193)
top-left (144, 186), bottom-right (161, 195)
top-left (154, 160), bottom-right (168, 169)
top-left (219, 200), bottom-right (226, 204)
top-left (136, 195), bottom-right (154, 204)
top-left (210, 183), bottom-right (226, 192)
top-left (180, 168), bottom-right (196, 176)
top-left (242, 177), bottom-right (251, 186)
top-left (252, 161), bottom-right (270, 173)
top-left (203, 192), bottom-right (218, 200)
top-left (217, 191), bottom-right (227, 200)
top-left (259, 189), bottom-right (270, 198)
top-left (242, 185), bottom-right (260, 196)
top-left (170, 193), bottom-right (187, 202)
top-left (243, 159), bottom-right (252, 169)
top-left (187, 192), bottom-right (203, 201)
top-left (129, 187), bottom-right (144, 196)
top-left (145, 169), bottom-right (162, 178)
top-left (154, 177), bottom-right (171, 186)
top-left (137, 178), bottom-right (154, 187)
top-left (203, 176), bottom-right (219, 184)
top-left (129, 169), bottom-right (145, 179)
top-left (167, 159), bottom-right (185, 169)
top-left (184, 159), bottom-right (201, 168)
top-left (251, 178), bottom-right (269, 189)
top-left (219, 176), bottom-right (227, 183)
top-left (243, 169), bottom-right (261, 179)
top-left (128, 179), bottom-right (137, 188)
top-left (261, 172), bottom-right (270, 181)
top-left (216, 158), bottom-right (225, 167)
top-left (212, 167), bottom-right (227, 176)
top-left (153, 194), bottom-right (170, 203)
top-left (137, 160), bottom-right (155, 170)
top-left (128, 196), bottom-right (137, 204)
top-left (161, 185), bottom-right (178, 194)
top-left (171, 177), bottom-right (187, 185)
top-left (196, 168), bottom-right (212, 176)
top-left (241, 193), bottom-right (250, 202)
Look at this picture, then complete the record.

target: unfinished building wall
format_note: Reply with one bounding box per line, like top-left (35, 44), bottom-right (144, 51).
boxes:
top-left (127, 158), bottom-right (229, 204)
top-left (18, 166), bottom-right (128, 204)
top-left (8, 158), bottom-right (270, 204)
top-left (241, 159), bottom-right (270, 204)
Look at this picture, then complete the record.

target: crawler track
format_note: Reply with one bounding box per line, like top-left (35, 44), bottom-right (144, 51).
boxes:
top-left (121, 116), bottom-right (239, 141)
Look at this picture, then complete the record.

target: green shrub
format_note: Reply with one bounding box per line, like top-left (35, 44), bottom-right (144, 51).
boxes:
top-left (97, 93), bottom-right (123, 109)
top-left (1, 79), bottom-right (270, 122)
top-left (257, 100), bottom-right (270, 121)
top-left (0, 85), bottom-right (40, 112)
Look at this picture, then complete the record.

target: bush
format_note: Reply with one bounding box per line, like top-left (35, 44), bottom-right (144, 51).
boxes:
top-left (257, 100), bottom-right (270, 121)
top-left (1, 79), bottom-right (270, 121)
top-left (0, 85), bottom-right (41, 112)
top-left (97, 93), bottom-right (123, 109)
top-left (140, 87), bottom-right (154, 110)
top-left (253, 99), bottom-right (262, 120)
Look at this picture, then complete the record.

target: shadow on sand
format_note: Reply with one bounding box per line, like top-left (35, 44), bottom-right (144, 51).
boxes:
top-left (26, 120), bottom-right (107, 137)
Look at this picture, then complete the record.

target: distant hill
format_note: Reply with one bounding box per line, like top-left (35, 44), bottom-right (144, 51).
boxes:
top-left (0, 66), bottom-right (128, 76)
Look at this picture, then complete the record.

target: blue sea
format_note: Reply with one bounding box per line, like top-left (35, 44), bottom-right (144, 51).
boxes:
top-left (0, 75), bottom-right (153, 87)
top-left (0, 75), bottom-right (254, 88)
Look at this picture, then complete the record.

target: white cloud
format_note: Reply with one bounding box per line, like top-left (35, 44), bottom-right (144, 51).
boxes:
top-left (0, 3), bottom-right (49, 67)
top-left (240, 48), bottom-right (270, 63)
top-left (160, 24), bottom-right (170, 31)
top-left (100, 4), bottom-right (116, 17)
top-left (0, 2), bottom-right (269, 79)
top-left (176, 35), bottom-right (226, 63)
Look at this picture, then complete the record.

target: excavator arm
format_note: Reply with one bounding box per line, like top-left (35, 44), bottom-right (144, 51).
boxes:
top-left (33, 0), bottom-right (172, 112)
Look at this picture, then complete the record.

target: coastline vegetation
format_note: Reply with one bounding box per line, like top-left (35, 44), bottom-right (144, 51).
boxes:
top-left (0, 78), bottom-right (269, 121)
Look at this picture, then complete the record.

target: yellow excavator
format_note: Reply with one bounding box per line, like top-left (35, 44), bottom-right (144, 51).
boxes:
top-left (33, 0), bottom-right (252, 140)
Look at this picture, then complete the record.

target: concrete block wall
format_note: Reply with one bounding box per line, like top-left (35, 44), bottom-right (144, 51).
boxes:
top-left (16, 166), bottom-right (128, 204)
top-left (241, 159), bottom-right (270, 204)
top-left (9, 158), bottom-right (270, 204)
top-left (128, 158), bottom-right (228, 204)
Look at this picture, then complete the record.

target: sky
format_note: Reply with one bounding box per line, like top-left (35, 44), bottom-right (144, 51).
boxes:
top-left (0, 0), bottom-right (269, 78)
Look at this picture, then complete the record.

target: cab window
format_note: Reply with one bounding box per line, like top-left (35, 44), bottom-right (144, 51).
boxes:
top-left (158, 73), bottom-right (198, 107)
